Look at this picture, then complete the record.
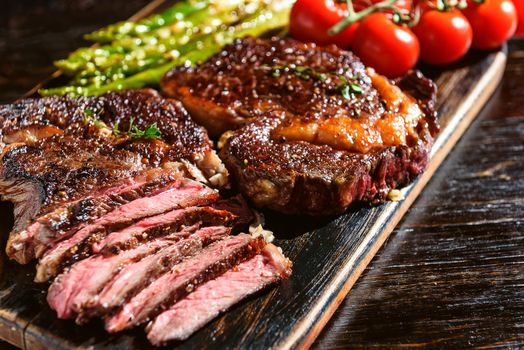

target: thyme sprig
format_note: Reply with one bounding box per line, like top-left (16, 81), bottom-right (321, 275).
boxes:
top-left (125, 117), bottom-right (162, 140)
top-left (336, 75), bottom-right (363, 99)
top-left (82, 109), bottom-right (162, 140)
top-left (261, 64), bottom-right (363, 100)
top-left (83, 108), bottom-right (103, 129)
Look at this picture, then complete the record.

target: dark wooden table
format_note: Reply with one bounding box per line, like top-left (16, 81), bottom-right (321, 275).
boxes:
top-left (1, 1), bottom-right (523, 349)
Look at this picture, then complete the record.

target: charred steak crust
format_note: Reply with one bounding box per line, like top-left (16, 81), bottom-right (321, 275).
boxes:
top-left (0, 90), bottom-right (228, 264)
top-left (35, 183), bottom-right (221, 283)
top-left (163, 37), bottom-right (438, 214)
top-left (220, 118), bottom-right (433, 215)
top-left (0, 89), bottom-right (210, 159)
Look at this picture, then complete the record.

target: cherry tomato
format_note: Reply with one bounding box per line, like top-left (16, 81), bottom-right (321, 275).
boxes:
top-left (290, 0), bottom-right (358, 48)
top-left (352, 13), bottom-right (420, 78)
top-left (463, 0), bottom-right (517, 49)
top-left (412, 10), bottom-right (472, 65)
top-left (514, 0), bottom-right (524, 35)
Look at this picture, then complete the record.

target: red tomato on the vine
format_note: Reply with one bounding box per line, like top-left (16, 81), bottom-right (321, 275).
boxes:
top-left (462, 0), bottom-right (517, 49)
top-left (413, 10), bottom-right (472, 65)
top-left (289, 0), bottom-right (358, 48)
top-left (514, 0), bottom-right (524, 35)
top-left (289, 0), bottom-right (412, 49)
top-left (352, 13), bottom-right (420, 78)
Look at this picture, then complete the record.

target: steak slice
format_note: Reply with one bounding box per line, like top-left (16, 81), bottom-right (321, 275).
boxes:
top-left (47, 224), bottom-right (199, 320)
top-left (93, 206), bottom-right (236, 255)
top-left (8, 165), bottom-right (189, 264)
top-left (0, 89), bottom-right (228, 264)
top-left (80, 226), bottom-right (231, 323)
top-left (146, 244), bottom-right (292, 345)
top-left (163, 37), bottom-right (438, 214)
top-left (35, 178), bottom-right (218, 282)
top-left (105, 234), bottom-right (264, 333)
top-left (48, 225), bottom-right (229, 322)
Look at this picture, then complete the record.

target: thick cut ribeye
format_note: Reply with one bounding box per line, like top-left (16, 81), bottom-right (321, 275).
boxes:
top-left (0, 89), bottom-right (227, 263)
top-left (162, 37), bottom-right (438, 214)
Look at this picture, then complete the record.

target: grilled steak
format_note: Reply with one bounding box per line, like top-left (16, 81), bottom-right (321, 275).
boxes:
top-left (162, 37), bottom-right (438, 214)
top-left (80, 226), bottom-right (231, 323)
top-left (49, 226), bottom-right (230, 322)
top-left (105, 234), bottom-right (265, 333)
top-left (35, 178), bottom-right (219, 282)
top-left (146, 244), bottom-right (292, 345)
top-left (92, 206), bottom-right (235, 255)
top-left (0, 89), bottom-right (228, 264)
top-left (47, 224), bottom-right (200, 320)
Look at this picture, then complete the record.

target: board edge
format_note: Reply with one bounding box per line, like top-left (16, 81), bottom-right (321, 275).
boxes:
top-left (278, 48), bottom-right (508, 350)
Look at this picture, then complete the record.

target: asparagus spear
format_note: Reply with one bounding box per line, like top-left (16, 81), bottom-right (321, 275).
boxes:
top-left (57, 0), bottom-right (255, 80)
top-left (57, 3), bottom-right (213, 73)
top-left (84, 0), bottom-right (209, 43)
top-left (40, 0), bottom-right (292, 97)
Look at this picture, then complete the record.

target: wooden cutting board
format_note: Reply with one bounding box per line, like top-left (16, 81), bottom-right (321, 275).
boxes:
top-left (0, 1), bottom-right (507, 348)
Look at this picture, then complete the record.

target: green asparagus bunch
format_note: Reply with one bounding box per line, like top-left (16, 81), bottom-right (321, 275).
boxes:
top-left (40, 0), bottom-right (292, 97)
top-left (85, 0), bottom-right (209, 43)
top-left (41, 1), bottom-right (291, 97)
top-left (60, 1), bottom-right (258, 88)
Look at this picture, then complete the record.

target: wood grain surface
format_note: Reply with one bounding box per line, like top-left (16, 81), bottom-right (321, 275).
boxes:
top-left (314, 43), bottom-right (524, 350)
top-left (0, 1), bottom-right (522, 349)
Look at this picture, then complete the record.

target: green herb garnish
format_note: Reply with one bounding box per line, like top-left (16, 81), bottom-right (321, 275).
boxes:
top-left (114, 116), bottom-right (162, 140)
top-left (336, 76), bottom-right (363, 99)
top-left (83, 108), bottom-right (103, 129)
top-left (262, 64), bottom-right (363, 99)
top-left (111, 121), bottom-right (121, 136)
top-left (128, 123), bottom-right (162, 140)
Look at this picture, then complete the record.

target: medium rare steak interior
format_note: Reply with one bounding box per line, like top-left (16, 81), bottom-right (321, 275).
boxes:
top-left (162, 37), bottom-right (439, 215)
top-left (0, 89), bottom-right (291, 345)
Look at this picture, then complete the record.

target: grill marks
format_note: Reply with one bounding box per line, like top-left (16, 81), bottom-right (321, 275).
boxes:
top-left (10, 167), bottom-right (206, 266)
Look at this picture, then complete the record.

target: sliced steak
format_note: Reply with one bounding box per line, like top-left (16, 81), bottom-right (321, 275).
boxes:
top-left (80, 226), bottom-right (231, 323)
top-left (9, 166), bottom-right (191, 264)
top-left (47, 224), bottom-right (201, 320)
top-left (163, 37), bottom-right (438, 214)
top-left (105, 234), bottom-right (264, 333)
top-left (35, 178), bottom-right (218, 282)
top-left (0, 89), bottom-right (228, 264)
top-left (146, 244), bottom-right (291, 344)
top-left (93, 206), bottom-right (236, 255)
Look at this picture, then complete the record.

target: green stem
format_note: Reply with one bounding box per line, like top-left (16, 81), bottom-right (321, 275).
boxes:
top-left (329, 0), bottom-right (398, 35)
